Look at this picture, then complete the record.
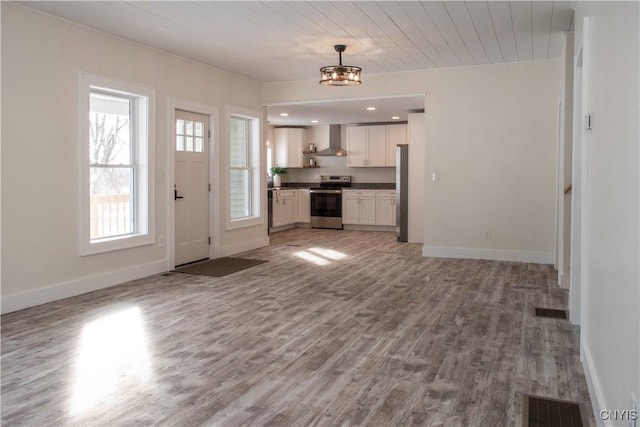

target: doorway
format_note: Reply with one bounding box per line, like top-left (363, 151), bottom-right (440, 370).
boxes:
top-left (174, 110), bottom-right (210, 266)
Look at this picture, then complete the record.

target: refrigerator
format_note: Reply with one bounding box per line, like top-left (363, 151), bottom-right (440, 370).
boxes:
top-left (396, 144), bottom-right (409, 242)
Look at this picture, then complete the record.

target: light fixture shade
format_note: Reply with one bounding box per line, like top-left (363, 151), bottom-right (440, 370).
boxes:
top-left (319, 45), bottom-right (362, 86)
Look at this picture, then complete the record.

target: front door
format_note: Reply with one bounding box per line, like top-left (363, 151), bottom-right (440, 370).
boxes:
top-left (175, 110), bottom-right (209, 266)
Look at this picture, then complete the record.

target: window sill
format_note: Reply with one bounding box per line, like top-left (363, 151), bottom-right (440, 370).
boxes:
top-left (80, 233), bottom-right (155, 256)
top-left (225, 216), bottom-right (264, 231)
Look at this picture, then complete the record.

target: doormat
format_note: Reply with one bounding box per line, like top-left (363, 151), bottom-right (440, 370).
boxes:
top-left (174, 257), bottom-right (267, 277)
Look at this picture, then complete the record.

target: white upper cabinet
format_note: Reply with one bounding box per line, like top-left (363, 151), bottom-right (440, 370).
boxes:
top-left (347, 124), bottom-right (406, 167)
top-left (366, 125), bottom-right (387, 167)
top-left (274, 128), bottom-right (306, 168)
top-left (386, 124), bottom-right (407, 167)
top-left (346, 126), bottom-right (367, 167)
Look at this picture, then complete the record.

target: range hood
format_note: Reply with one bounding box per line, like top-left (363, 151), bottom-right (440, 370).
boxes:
top-left (315, 125), bottom-right (346, 156)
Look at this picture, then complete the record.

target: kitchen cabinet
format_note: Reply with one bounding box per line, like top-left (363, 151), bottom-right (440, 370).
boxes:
top-left (347, 125), bottom-right (386, 167)
top-left (272, 189), bottom-right (297, 227)
top-left (274, 128), bottom-right (306, 168)
top-left (385, 124), bottom-right (407, 167)
top-left (375, 190), bottom-right (396, 226)
top-left (347, 124), bottom-right (406, 167)
top-left (297, 189), bottom-right (310, 223)
top-left (342, 190), bottom-right (376, 225)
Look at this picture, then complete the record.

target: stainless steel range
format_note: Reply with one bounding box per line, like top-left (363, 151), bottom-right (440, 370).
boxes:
top-left (310, 175), bottom-right (351, 229)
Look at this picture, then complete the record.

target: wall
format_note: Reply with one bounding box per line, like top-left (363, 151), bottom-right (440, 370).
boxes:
top-left (573, 2), bottom-right (640, 423)
top-left (264, 60), bottom-right (560, 263)
top-left (1, 4), bottom-right (266, 313)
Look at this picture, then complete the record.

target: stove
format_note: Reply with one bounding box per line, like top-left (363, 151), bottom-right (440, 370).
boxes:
top-left (310, 175), bottom-right (351, 229)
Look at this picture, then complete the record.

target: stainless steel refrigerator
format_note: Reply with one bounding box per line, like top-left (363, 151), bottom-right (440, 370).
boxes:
top-left (396, 144), bottom-right (408, 242)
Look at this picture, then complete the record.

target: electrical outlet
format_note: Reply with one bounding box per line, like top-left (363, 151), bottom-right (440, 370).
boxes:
top-left (158, 236), bottom-right (165, 247)
top-left (483, 230), bottom-right (492, 240)
top-left (432, 172), bottom-right (440, 182)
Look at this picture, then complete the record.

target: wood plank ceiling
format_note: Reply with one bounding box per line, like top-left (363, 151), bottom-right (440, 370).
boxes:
top-left (20, 1), bottom-right (575, 83)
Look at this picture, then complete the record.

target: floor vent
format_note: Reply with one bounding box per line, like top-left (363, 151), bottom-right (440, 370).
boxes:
top-left (524, 395), bottom-right (584, 427)
top-left (534, 307), bottom-right (568, 319)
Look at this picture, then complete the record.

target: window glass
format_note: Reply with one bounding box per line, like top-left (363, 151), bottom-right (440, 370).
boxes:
top-left (89, 91), bottom-right (135, 241)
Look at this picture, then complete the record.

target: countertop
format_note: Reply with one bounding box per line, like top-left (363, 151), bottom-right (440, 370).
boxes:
top-left (268, 182), bottom-right (395, 190)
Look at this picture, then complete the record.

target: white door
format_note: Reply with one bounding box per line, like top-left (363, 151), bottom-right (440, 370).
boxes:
top-left (175, 110), bottom-right (209, 266)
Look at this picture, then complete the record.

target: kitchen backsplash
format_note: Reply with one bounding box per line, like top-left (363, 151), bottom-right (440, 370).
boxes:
top-left (281, 155), bottom-right (396, 184)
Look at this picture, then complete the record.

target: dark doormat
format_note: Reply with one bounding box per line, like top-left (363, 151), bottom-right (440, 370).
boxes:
top-left (174, 257), bottom-right (267, 277)
top-left (523, 395), bottom-right (584, 427)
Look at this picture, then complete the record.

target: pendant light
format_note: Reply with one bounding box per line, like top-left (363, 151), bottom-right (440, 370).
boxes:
top-left (319, 45), bottom-right (362, 86)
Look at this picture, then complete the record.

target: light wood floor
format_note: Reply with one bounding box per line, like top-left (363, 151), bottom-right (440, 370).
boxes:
top-left (1, 229), bottom-right (593, 426)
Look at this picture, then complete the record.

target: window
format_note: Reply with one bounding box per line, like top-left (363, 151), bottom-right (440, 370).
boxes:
top-left (176, 118), bottom-right (205, 152)
top-left (226, 106), bottom-right (262, 229)
top-left (230, 117), bottom-right (251, 219)
top-left (80, 73), bottom-right (155, 255)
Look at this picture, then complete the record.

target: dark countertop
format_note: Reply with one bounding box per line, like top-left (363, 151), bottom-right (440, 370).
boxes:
top-left (268, 182), bottom-right (395, 190)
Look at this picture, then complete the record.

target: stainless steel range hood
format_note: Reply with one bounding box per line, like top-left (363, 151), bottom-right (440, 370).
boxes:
top-left (315, 125), bottom-right (346, 156)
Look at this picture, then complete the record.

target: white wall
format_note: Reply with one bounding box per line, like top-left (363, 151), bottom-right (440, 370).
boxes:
top-left (264, 60), bottom-right (560, 263)
top-left (1, 4), bottom-right (266, 313)
top-left (573, 2), bottom-right (640, 423)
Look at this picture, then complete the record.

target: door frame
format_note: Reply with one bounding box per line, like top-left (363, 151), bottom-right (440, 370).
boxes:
top-left (167, 99), bottom-right (220, 269)
top-left (569, 18), bottom-right (591, 329)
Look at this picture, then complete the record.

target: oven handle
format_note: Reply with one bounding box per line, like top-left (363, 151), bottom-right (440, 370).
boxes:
top-left (310, 189), bottom-right (343, 194)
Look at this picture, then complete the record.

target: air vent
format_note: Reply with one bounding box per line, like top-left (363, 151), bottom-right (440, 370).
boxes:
top-left (523, 395), bottom-right (584, 427)
top-left (534, 307), bottom-right (568, 319)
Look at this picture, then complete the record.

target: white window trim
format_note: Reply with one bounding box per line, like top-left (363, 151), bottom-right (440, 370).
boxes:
top-left (224, 105), bottom-right (263, 230)
top-left (79, 72), bottom-right (155, 255)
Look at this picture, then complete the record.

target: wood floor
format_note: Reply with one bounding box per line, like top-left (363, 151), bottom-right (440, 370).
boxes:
top-left (1, 229), bottom-right (593, 426)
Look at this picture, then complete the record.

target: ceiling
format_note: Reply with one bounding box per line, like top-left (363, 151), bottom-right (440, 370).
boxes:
top-left (268, 95), bottom-right (425, 126)
top-left (19, 1), bottom-right (575, 126)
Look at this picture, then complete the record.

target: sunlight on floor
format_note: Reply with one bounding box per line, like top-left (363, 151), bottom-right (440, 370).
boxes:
top-left (69, 306), bottom-right (151, 416)
top-left (294, 247), bottom-right (348, 266)
top-left (308, 247), bottom-right (347, 260)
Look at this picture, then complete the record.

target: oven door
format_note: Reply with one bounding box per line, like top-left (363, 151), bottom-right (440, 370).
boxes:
top-left (310, 189), bottom-right (342, 217)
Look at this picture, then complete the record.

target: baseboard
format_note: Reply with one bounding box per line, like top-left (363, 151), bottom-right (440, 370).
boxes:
top-left (421, 245), bottom-right (554, 264)
top-left (343, 225), bottom-right (396, 232)
top-left (219, 236), bottom-right (270, 257)
top-left (1, 259), bottom-right (167, 314)
top-left (581, 340), bottom-right (609, 426)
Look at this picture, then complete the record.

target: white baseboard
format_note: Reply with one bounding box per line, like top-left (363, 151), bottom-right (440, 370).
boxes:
top-left (421, 245), bottom-right (554, 264)
top-left (343, 225), bottom-right (396, 232)
top-left (1, 259), bottom-right (167, 314)
top-left (219, 236), bottom-right (270, 257)
top-left (581, 340), bottom-right (608, 426)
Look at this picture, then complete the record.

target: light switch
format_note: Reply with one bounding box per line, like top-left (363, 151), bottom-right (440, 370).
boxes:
top-left (432, 172), bottom-right (440, 182)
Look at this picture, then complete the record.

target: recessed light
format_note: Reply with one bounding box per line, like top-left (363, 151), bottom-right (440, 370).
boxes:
top-left (280, 113), bottom-right (289, 117)
top-left (391, 116), bottom-right (400, 120)
top-left (366, 107), bottom-right (376, 111)
top-left (311, 120), bottom-right (319, 123)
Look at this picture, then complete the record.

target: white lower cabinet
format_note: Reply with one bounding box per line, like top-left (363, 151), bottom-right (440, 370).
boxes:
top-left (342, 190), bottom-right (376, 225)
top-left (297, 189), bottom-right (310, 223)
top-left (343, 189), bottom-right (397, 226)
top-left (375, 190), bottom-right (396, 226)
top-left (272, 189), bottom-right (297, 227)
